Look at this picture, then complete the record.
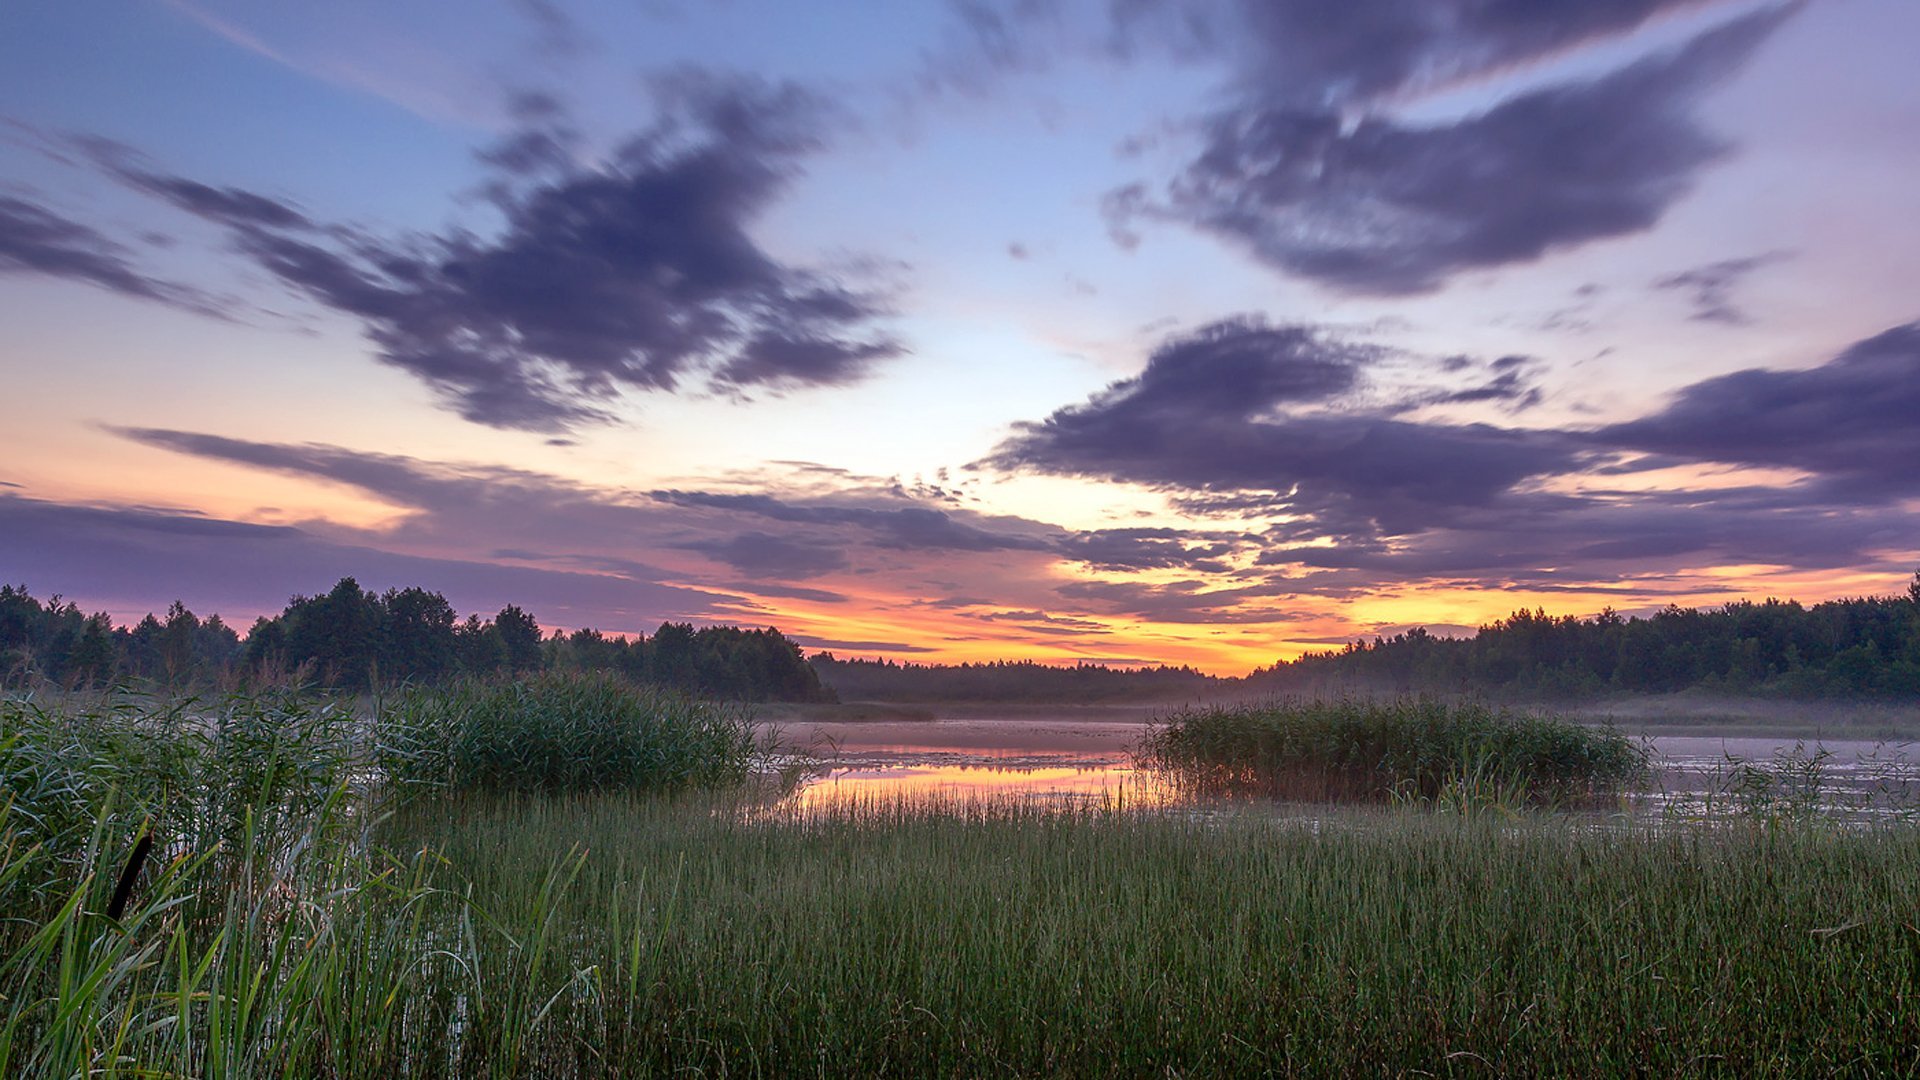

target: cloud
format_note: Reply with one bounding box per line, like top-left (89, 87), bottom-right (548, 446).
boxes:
top-left (792, 636), bottom-right (937, 654)
top-left (968, 608), bottom-right (1110, 633)
top-left (723, 582), bottom-right (850, 604)
top-left (1386, 355), bottom-right (1545, 414)
top-left (1256, 482), bottom-right (1917, 585)
top-left (1056, 527), bottom-right (1240, 572)
top-left (1055, 578), bottom-right (1307, 624)
top-left (0, 195), bottom-right (221, 314)
top-left (113, 427), bottom-right (1070, 588)
top-left (647, 489), bottom-right (1057, 553)
top-left (982, 318), bottom-right (1578, 538)
top-left (1114, 0), bottom-right (1729, 107)
top-left (103, 305), bottom-right (1920, 640)
top-left (1598, 321), bottom-right (1920, 497)
top-left (931, 0), bottom-right (1719, 110)
top-left (0, 492), bottom-right (723, 629)
top-left (87, 77), bottom-right (900, 431)
top-left (1651, 250), bottom-right (1791, 324)
top-left (694, 532), bottom-right (851, 579)
top-left (1123, 5), bottom-right (1794, 294)
top-left (987, 313), bottom-right (1920, 592)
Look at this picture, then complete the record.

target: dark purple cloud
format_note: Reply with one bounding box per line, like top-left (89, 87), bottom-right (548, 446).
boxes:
top-left (84, 78), bottom-right (899, 431)
top-left (85, 144), bottom-right (317, 231)
top-left (0, 195), bottom-right (219, 314)
top-left (1055, 578), bottom-right (1308, 624)
top-left (1598, 321), bottom-right (1920, 497)
top-left (938, 0), bottom-right (1723, 108)
top-left (1056, 527), bottom-right (1240, 572)
top-left (982, 318), bottom-right (1579, 538)
top-left (1112, 0), bottom-right (1732, 106)
top-left (969, 608), bottom-right (1110, 633)
top-left (1254, 483), bottom-right (1917, 589)
top-left (646, 489), bottom-right (1057, 554)
top-left (988, 314), bottom-right (1920, 591)
top-left (1130, 7), bottom-right (1793, 294)
top-left (1385, 355), bottom-right (1545, 414)
top-left (695, 532), bottom-right (852, 579)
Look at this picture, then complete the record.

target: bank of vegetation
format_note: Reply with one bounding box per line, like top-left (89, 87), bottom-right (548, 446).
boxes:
top-left (2, 681), bottom-right (1917, 1075)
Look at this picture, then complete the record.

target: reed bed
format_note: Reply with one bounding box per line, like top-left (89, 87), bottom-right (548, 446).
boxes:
top-left (1138, 697), bottom-right (1647, 806)
top-left (376, 671), bottom-right (766, 796)
top-left (2, 687), bottom-right (1916, 1076)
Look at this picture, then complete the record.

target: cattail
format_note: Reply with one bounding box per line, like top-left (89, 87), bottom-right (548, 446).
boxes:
top-left (106, 828), bottom-right (155, 920)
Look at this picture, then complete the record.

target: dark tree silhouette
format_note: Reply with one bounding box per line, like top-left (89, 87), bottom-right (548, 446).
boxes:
top-left (494, 605), bottom-right (543, 673)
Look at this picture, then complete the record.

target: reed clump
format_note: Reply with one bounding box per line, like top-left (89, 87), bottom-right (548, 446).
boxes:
top-left (376, 671), bottom-right (764, 797)
top-left (0, 688), bottom-right (355, 907)
top-left (1138, 697), bottom-right (1646, 805)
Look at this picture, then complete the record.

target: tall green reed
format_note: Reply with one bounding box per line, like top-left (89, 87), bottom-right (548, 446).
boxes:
top-left (1138, 696), bottom-right (1646, 805)
top-left (376, 671), bottom-right (766, 798)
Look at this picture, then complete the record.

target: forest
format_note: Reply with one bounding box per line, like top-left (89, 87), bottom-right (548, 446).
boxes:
top-left (0, 577), bottom-right (830, 702)
top-left (1251, 573), bottom-right (1920, 699)
top-left (4, 572), bottom-right (1918, 703)
top-left (806, 654), bottom-right (1217, 703)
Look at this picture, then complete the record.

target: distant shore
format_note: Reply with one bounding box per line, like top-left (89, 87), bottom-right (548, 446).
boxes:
top-left (758, 693), bottom-right (1920, 742)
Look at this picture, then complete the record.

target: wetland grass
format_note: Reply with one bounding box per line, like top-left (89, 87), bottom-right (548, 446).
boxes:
top-left (2, 685), bottom-right (1916, 1076)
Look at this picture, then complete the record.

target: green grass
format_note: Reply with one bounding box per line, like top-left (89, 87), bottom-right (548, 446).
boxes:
top-left (382, 795), bottom-right (1920, 1076)
top-left (3, 686), bottom-right (1917, 1076)
top-left (1139, 697), bottom-right (1647, 806)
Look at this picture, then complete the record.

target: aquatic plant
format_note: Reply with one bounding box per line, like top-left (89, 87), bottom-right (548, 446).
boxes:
top-left (375, 671), bottom-right (765, 797)
top-left (1137, 697), bottom-right (1647, 805)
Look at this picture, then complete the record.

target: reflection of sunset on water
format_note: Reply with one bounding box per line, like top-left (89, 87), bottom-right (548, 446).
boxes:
top-left (790, 763), bottom-right (1176, 810)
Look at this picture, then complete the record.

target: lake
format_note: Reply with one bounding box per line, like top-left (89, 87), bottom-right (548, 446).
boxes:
top-left (767, 708), bottom-right (1920, 817)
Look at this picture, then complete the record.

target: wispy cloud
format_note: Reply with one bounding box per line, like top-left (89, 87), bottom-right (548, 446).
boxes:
top-left (77, 78), bottom-right (902, 431)
top-left (1117, 5), bottom-right (1797, 294)
top-left (1651, 250), bottom-right (1793, 324)
top-left (0, 195), bottom-right (226, 317)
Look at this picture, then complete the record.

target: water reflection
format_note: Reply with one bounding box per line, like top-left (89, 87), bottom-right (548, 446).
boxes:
top-left (790, 763), bottom-right (1175, 809)
top-left (777, 717), bottom-right (1918, 822)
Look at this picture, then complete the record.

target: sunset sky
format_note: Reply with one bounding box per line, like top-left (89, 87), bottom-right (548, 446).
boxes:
top-left (4, 0), bottom-right (1918, 672)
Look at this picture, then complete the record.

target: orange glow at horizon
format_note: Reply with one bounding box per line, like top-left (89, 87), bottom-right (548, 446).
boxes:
top-left (691, 562), bottom-right (1920, 677)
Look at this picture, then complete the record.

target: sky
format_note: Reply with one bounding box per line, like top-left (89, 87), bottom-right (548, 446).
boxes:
top-left (3, 0), bottom-right (1919, 673)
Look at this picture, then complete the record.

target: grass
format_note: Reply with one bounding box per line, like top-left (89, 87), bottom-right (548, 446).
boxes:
top-left (2, 684), bottom-right (1916, 1076)
top-left (1138, 697), bottom-right (1647, 807)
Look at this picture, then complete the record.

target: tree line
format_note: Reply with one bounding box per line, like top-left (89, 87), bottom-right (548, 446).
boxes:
top-left (808, 655), bottom-right (1218, 703)
top-left (0, 578), bottom-right (831, 703)
top-left (1252, 573), bottom-right (1920, 699)
top-left (7, 572), bottom-right (1918, 704)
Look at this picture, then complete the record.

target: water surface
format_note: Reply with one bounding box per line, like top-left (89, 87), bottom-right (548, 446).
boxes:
top-left (770, 711), bottom-right (1917, 817)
